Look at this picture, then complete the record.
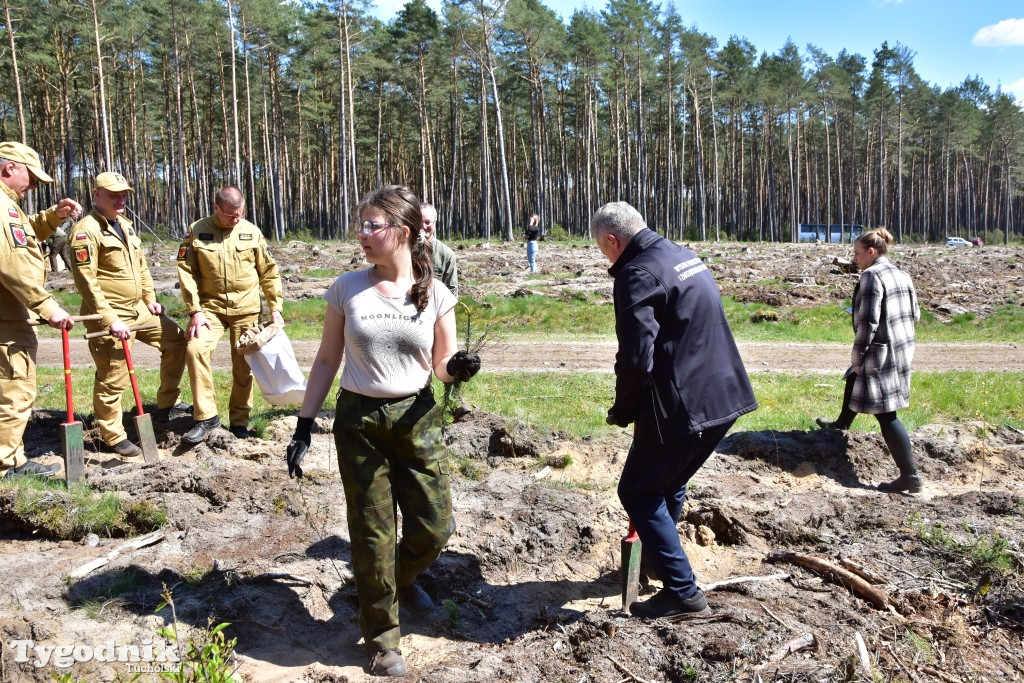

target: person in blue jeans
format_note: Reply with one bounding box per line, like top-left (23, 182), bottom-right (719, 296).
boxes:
top-left (592, 201), bottom-right (757, 620)
top-left (525, 213), bottom-right (540, 273)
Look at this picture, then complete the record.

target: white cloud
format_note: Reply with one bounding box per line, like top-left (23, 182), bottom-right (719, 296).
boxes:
top-left (973, 18), bottom-right (1024, 47)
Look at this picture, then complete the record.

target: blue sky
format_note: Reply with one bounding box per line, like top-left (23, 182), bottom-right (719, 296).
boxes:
top-left (370, 0), bottom-right (1024, 102)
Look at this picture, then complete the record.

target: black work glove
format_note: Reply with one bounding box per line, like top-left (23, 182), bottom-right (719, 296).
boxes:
top-left (446, 350), bottom-right (481, 382)
top-left (606, 410), bottom-right (630, 428)
top-left (287, 416), bottom-right (314, 479)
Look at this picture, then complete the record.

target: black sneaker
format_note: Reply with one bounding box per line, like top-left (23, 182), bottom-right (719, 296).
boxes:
top-left (182, 416), bottom-right (222, 445)
top-left (878, 473), bottom-right (923, 494)
top-left (155, 402), bottom-right (192, 422)
top-left (398, 582), bottom-right (433, 617)
top-left (629, 588), bottom-right (711, 620)
top-left (5, 460), bottom-right (61, 479)
top-left (229, 425), bottom-right (251, 439)
top-left (369, 648), bottom-right (407, 677)
top-left (815, 417), bottom-right (849, 430)
top-left (108, 439), bottom-right (142, 457)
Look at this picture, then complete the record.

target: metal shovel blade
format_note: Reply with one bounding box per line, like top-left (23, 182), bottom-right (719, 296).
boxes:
top-left (621, 522), bottom-right (642, 610)
top-left (62, 421), bottom-right (85, 484)
top-left (134, 414), bottom-right (160, 464)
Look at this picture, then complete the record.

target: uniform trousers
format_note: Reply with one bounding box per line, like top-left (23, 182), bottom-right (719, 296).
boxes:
top-left (617, 420), bottom-right (734, 601)
top-left (0, 322), bottom-right (36, 476)
top-left (87, 310), bottom-right (188, 446)
top-left (186, 311), bottom-right (259, 427)
top-left (333, 386), bottom-right (455, 653)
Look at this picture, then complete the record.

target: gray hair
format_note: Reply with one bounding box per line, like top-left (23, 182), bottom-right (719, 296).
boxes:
top-left (590, 201), bottom-right (647, 242)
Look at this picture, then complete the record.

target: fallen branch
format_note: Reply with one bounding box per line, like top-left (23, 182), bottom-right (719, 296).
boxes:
top-left (760, 603), bottom-right (798, 632)
top-left (767, 551), bottom-right (889, 609)
top-left (837, 556), bottom-right (886, 585)
top-left (919, 665), bottom-right (960, 683)
top-left (607, 654), bottom-right (657, 683)
top-left (238, 572), bottom-right (322, 588)
top-left (69, 531), bottom-right (165, 579)
top-left (453, 590), bottom-right (494, 610)
top-left (886, 643), bottom-right (919, 682)
top-left (854, 632), bottom-right (872, 675)
top-left (764, 632), bottom-right (815, 665)
top-left (705, 572), bottom-right (791, 592)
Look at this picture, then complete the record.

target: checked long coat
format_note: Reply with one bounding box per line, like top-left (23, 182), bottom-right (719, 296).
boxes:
top-left (849, 256), bottom-right (920, 414)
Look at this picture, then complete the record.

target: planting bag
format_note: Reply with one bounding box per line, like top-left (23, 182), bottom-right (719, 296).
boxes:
top-left (237, 322), bottom-right (307, 406)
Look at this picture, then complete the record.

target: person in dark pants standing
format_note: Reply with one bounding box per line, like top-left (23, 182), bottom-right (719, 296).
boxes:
top-left (816, 227), bottom-right (922, 493)
top-left (286, 185), bottom-right (480, 677)
top-left (591, 202), bottom-right (758, 620)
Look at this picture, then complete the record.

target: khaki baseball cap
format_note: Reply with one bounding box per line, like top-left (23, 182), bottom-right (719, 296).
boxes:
top-left (95, 171), bottom-right (134, 193)
top-left (0, 141), bottom-right (54, 183)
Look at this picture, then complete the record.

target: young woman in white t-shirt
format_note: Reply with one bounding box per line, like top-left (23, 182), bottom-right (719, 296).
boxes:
top-left (286, 185), bottom-right (480, 677)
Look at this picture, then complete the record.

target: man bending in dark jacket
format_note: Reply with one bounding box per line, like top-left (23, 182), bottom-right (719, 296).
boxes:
top-left (592, 202), bottom-right (758, 620)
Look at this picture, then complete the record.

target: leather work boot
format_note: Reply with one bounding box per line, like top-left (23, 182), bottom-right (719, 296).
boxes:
top-left (398, 582), bottom-right (433, 617)
top-left (182, 416), bottom-right (222, 445)
top-left (4, 460), bottom-right (61, 479)
top-left (878, 473), bottom-right (923, 494)
top-left (229, 425), bottom-right (251, 439)
top-left (368, 648), bottom-right (407, 677)
top-left (109, 439), bottom-right (142, 457)
top-left (155, 402), bottom-right (192, 423)
top-left (815, 417), bottom-right (850, 430)
top-left (629, 588), bottom-right (711, 621)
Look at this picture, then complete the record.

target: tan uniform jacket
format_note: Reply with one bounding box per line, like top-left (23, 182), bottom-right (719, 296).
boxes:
top-left (0, 181), bottom-right (64, 342)
top-left (70, 210), bottom-right (155, 329)
top-left (176, 216), bottom-right (282, 317)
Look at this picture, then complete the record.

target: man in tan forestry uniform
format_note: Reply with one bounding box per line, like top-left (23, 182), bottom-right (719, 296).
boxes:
top-left (0, 141), bottom-right (82, 478)
top-left (177, 186), bottom-right (283, 444)
top-left (70, 172), bottom-right (191, 457)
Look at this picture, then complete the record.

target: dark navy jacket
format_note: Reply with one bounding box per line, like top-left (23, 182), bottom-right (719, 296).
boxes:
top-left (608, 229), bottom-right (757, 447)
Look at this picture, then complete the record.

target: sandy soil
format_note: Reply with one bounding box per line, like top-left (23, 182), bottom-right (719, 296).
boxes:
top-left (2, 240), bottom-right (1022, 682)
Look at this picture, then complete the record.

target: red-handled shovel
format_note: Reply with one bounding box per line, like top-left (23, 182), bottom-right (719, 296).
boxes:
top-left (84, 323), bottom-right (160, 464)
top-left (621, 520), bottom-right (642, 610)
top-left (60, 327), bottom-right (85, 484)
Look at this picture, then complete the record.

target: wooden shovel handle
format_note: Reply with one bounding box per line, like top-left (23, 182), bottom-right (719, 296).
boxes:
top-left (83, 322), bottom-right (158, 340)
top-left (28, 313), bottom-right (104, 326)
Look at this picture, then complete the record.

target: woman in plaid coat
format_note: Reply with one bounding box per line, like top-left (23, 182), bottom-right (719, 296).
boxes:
top-left (817, 228), bottom-right (923, 493)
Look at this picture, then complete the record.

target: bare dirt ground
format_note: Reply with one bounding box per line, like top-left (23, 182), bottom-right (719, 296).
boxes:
top-left (3, 240), bottom-right (1023, 682)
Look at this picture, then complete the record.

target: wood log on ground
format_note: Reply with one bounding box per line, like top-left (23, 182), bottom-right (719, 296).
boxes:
top-left (766, 551), bottom-right (890, 610)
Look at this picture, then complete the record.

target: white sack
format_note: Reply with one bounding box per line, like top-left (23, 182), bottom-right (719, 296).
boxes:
top-left (237, 323), bottom-right (307, 406)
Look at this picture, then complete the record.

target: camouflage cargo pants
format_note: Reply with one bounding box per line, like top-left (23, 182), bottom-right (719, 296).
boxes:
top-left (333, 385), bottom-right (455, 652)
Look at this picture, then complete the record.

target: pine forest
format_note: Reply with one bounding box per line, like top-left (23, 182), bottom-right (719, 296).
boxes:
top-left (2, 0), bottom-right (1023, 244)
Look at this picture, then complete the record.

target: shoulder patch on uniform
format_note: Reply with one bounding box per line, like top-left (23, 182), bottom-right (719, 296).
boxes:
top-left (74, 232), bottom-right (88, 241)
top-left (238, 233), bottom-right (253, 241)
top-left (73, 246), bottom-right (91, 265)
top-left (183, 232), bottom-right (191, 239)
top-left (8, 207), bottom-right (19, 218)
top-left (198, 233), bottom-right (214, 241)
top-left (9, 224), bottom-right (27, 247)
top-left (177, 244), bottom-right (189, 260)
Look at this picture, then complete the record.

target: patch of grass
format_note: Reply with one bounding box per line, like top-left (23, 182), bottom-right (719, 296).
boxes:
top-left (543, 454), bottom-right (573, 469)
top-left (912, 519), bottom-right (1019, 578)
top-left (462, 372), bottom-right (612, 437)
top-left (451, 456), bottom-right (485, 481)
top-left (458, 294), bottom-right (614, 340)
top-left (305, 268), bottom-right (344, 279)
top-left (72, 566), bottom-right (143, 619)
top-left (0, 477), bottom-right (166, 540)
top-left (462, 370), bottom-right (1024, 440)
top-left (543, 479), bottom-right (597, 492)
top-left (905, 628), bottom-right (934, 660)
